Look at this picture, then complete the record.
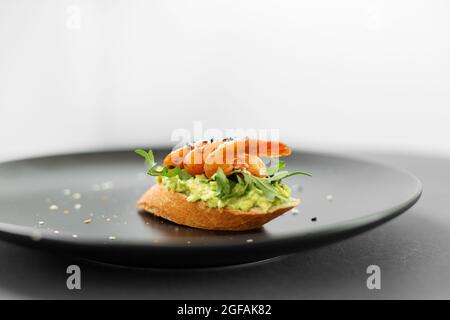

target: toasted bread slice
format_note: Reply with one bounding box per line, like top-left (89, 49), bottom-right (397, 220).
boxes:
top-left (137, 183), bottom-right (300, 231)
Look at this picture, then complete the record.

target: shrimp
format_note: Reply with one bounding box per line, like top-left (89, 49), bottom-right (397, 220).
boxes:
top-left (204, 153), bottom-right (267, 178)
top-left (163, 140), bottom-right (207, 168)
top-left (163, 145), bottom-right (192, 168)
top-left (203, 138), bottom-right (291, 178)
top-left (209, 138), bottom-right (291, 160)
top-left (182, 140), bottom-right (226, 176)
top-left (164, 138), bottom-right (289, 178)
top-left (163, 138), bottom-right (230, 173)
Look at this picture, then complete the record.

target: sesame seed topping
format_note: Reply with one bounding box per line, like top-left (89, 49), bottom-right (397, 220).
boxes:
top-left (326, 195), bottom-right (334, 202)
top-left (74, 204), bottom-right (82, 210)
top-left (49, 205), bottom-right (58, 211)
top-left (246, 239), bottom-right (254, 243)
top-left (83, 219), bottom-right (92, 224)
top-left (108, 236), bottom-right (116, 240)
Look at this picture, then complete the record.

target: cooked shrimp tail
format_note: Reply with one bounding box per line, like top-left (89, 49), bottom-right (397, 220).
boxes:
top-left (203, 138), bottom-right (290, 178)
top-left (183, 140), bottom-right (225, 176)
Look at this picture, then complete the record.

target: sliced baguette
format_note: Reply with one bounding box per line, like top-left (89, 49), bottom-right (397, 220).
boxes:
top-left (137, 183), bottom-right (300, 231)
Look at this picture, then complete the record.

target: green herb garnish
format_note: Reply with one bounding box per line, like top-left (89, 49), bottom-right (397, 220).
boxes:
top-left (266, 158), bottom-right (311, 182)
top-left (266, 159), bottom-right (286, 176)
top-left (242, 172), bottom-right (284, 201)
top-left (135, 149), bottom-right (311, 200)
top-left (214, 167), bottom-right (231, 198)
top-left (235, 158), bottom-right (311, 201)
top-left (268, 170), bottom-right (312, 183)
top-left (134, 149), bottom-right (192, 180)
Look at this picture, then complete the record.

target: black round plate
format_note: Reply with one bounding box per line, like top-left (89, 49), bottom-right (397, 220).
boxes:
top-left (0, 149), bottom-right (422, 268)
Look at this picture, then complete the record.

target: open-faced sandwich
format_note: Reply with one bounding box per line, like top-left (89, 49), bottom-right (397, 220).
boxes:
top-left (136, 138), bottom-right (310, 231)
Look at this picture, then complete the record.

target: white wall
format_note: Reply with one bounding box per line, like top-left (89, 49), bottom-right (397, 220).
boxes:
top-left (1, 0), bottom-right (449, 161)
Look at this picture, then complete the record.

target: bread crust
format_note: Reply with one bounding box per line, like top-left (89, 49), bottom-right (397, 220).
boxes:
top-left (137, 183), bottom-right (300, 231)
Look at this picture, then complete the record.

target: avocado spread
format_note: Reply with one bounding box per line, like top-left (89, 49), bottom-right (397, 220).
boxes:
top-left (157, 174), bottom-right (294, 212)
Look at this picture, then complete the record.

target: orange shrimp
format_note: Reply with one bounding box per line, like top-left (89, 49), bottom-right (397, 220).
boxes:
top-left (204, 153), bottom-right (267, 178)
top-left (163, 145), bottom-right (192, 168)
top-left (163, 140), bottom-right (207, 168)
top-left (203, 138), bottom-right (291, 178)
top-left (182, 140), bottom-right (226, 176)
top-left (210, 138), bottom-right (291, 160)
top-left (163, 138), bottom-right (231, 173)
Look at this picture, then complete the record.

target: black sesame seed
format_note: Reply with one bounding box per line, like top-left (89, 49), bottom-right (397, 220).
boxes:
top-left (311, 217), bottom-right (317, 222)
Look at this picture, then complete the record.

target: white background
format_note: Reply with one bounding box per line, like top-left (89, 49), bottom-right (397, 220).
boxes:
top-left (1, 0), bottom-right (449, 161)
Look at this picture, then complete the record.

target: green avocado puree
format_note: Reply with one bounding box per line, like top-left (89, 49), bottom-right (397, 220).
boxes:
top-left (157, 174), bottom-right (295, 212)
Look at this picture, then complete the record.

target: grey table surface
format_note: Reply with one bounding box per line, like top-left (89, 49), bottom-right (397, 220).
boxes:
top-left (0, 152), bottom-right (449, 299)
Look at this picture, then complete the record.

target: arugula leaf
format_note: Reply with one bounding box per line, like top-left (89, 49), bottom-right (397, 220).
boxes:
top-left (268, 170), bottom-right (312, 183)
top-left (214, 167), bottom-right (231, 197)
top-left (266, 159), bottom-right (286, 176)
top-left (242, 172), bottom-right (288, 202)
top-left (135, 149), bottom-right (310, 200)
top-left (228, 174), bottom-right (249, 198)
top-left (134, 149), bottom-right (192, 180)
top-left (135, 149), bottom-right (155, 168)
top-left (178, 168), bottom-right (194, 180)
top-left (164, 165), bottom-right (181, 177)
top-left (264, 157), bottom-right (311, 184)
